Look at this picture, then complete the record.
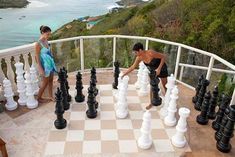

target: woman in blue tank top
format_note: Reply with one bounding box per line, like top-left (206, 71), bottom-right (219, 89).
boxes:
top-left (35, 25), bottom-right (57, 103)
top-left (122, 42), bottom-right (168, 109)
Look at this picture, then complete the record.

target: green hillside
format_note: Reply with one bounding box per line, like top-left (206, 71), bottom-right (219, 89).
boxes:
top-left (0, 0), bottom-right (29, 8)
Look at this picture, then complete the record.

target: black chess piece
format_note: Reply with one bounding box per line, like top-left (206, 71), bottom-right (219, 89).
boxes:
top-left (192, 75), bottom-right (204, 103)
top-left (216, 105), bottom-right (235, 153)
top-left (215, 106), bottom-right (230, 141)
top-left (149, 69), bottom-right (162, 106)
top-left (91, 67), bottom-right (97, 82)
top-left (196, 91), bottom-right (211, 125)
top-left (89, 78), bottom-right (99, 109)
top-left (86, 85), bottom-right (97, 118)
top-left (207, 86), bottom-right (219, 120)
top-left (212, 94), bottom-right (231, 131)
top-left (112, 61), bottom-right (120, 89)
top-left (54, 88), bottom-right (67, 129)
top-left (62, 67), bottom-right (72, 102)
top-left (58, 69), bottom-right (70, 110)
top-left (194, 79), bottom-right (210, 111)
top-left (75, 71), bottom-right (85, 102)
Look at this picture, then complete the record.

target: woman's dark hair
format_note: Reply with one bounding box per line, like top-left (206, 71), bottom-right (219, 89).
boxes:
top-left (40, 25), bottom-right (51, 34)
top-left (132, 42), bottom-right (144, 51)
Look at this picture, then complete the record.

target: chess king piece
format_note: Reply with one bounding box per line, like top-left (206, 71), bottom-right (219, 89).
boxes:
top-left (3, 78), bottom-right (17, 111)
top-left (138, 110), bottom-right (152, 149)
top-left (30, 65), bottom-right (39, 95)
top-left (164, 86), bottom-right (179, 127)
top-left (86, 84), bottom-right (97, 118)
top-left (194, 79), bottom-right (210, 111)
top-left (14, 62), bottom-right (27, 106)
top-left (58, 69), bottom-right (70, 110)
top-left (62, 67), bottom-right (72, 102)
top-left (112, 61), bottom-right (120, 89)
top-left (149, 69), bottom-right (162, 106)
top-left (160, 74), bottom-right (175, 118)
top-left (25, 72), bottom-right (38, 109)
top-left (54, 88), bottom-right (67, 129)
top-left (216, 105), bottom-right (235, 153)
top-left (196, 91), bottom-right (211, 125)
top-left (192, 75), bottom-right (204, 103)
top-left (171, 107), bottom-right (190, 148)
top-left (212, 94), bottom-right (231, 131)
top-left (135, 61), bottom-right (145, 89)
top-left (207, 86), bottom-right (219, 120)
top-left (75, 71), bottom-right (85, 102)
top-left (138, 67), bottom-right (149, 96)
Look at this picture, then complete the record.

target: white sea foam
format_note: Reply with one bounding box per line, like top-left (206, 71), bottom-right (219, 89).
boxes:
top-left (28, 0), bottom-right (49, 8)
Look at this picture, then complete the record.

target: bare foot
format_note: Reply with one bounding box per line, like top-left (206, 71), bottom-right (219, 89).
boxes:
top-left (47, 97), bottom-right (55, 102)
top-left (146, 104), bottom-right (153, 110)
top-left (38, 98), bottom-right (50, 103)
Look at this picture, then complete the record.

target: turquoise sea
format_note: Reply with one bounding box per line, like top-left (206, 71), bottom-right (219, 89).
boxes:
top-left (0, 0), bottom-right (119, 50)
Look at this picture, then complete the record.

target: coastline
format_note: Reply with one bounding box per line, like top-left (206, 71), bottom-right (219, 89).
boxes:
top-left (0, 0), bottom-right (29, 9)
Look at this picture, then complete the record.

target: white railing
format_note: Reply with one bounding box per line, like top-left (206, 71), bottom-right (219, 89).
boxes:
top-left (0, 35), bottom-right (234, 104)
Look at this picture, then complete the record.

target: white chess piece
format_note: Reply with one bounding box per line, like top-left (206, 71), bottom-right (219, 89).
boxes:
top-left (138, 67), bottom-right (149, 96)
top-left (115, 75), bottom-right (129, 118)
top-left (30, 65), bottom-right (39, 95)
top-left (15, 62), bottom-right (27, 106)
top-left (138, 110), bottom-right (152, 149)
top-left (115, 72), bottom-right (123, 100)
top-left (164, 86), bottom-right (179, 126)
top-left (135, 62), bottom-right (145, 89)
top-left (160, 74), bottom-right (175, 118)
top-left (25, 72), bottom-right (38, 109)
top-left (171, 107), bottom-right (190, 148)
top-left (3, 78), bottom-right (17, 111)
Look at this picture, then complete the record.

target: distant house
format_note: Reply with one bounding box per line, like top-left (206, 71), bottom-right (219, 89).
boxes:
top-left (86, 16), bottom-right (102, 29)
top-left (108, 5), bottom-right (124, 13)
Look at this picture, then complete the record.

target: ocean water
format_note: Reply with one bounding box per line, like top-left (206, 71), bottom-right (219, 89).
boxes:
top-left (0, 0), bottom-right (119, 50)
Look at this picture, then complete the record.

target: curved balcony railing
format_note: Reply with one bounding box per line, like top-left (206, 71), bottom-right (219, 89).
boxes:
top-left (0, 35), bottom-right (234, 104)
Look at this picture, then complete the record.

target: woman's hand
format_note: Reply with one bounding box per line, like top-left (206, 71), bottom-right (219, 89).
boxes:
top-left (155, 68), bottom-right (161, 76)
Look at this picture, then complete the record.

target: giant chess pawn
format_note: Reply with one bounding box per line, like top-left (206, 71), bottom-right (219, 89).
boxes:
top-left (15, 62), bottom-right (27, 106)
top-left (138, 110), bottom-right (152, 149)
top-left (138, 67), bottom-right (149, 96)
top-left (3, 78), bottom-right (17, 111)
top-left (192, 75), bottom-right (204, 103)
top-left (212, 94), bottom-right (231, 131)
top-left (207, 86), bottom-right (219, 120)
top-left (30, 65), bottom-right (39, 95)
top-left (25, 72), bottom-right (38, 109)
top-left (160, 74), bottom-right (175, 118)
top-left (196, 91), bottom-right (211, 125)
top-left (54, 88), bottom-right (67, 129)
top-left (135, 61), bottom-right (145, 89)
top-left (75, 71), bottom-right (85, 102)
top-left (86, 85), bottom-right (97, 119)
top-left (164, 86), bottom-right (179, 127)
top-left (58, 69), bottom-right (70, 110)
top-left (112, 61), bottom-right (120, 89)
top-left (149, 69), bottom-right (162, 106)
top-left (115, 76), bottom-right (129, 119)
top-left (171, 107), bottom-right (190, 148)
top-left (194, 79), bottom-right (210, 111)
top-left (62, 67), bottom-right (72, 102)
top-left (217, 105), bottom-right (235, 153)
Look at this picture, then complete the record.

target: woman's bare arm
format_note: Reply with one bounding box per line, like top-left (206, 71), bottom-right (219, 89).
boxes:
top-left (122, 56), bottom-right (141, 77)
top-left (35, 42), bottom-right (44, 74)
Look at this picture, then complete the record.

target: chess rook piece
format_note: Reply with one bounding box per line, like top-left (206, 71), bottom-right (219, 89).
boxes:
top-left (30, 65), bottom-right (39, 95)
top-left (58, 69), bottom-right (70, 110)
top-left (25, 72), bottom-right (38, 109)
top-left (160, 74), bottom-right (175, 118)
top-left (207, 86), bottom-right (219, 120)
top-left (196, 91), bottom-right (211, 125)
top-left (54, 88), bottom-right (67, 129)
top-left (75, 71), bottom-right (85, 102)
top-left (3, 78), bottom-right (17, 111)
top-left (164, 86), bottom-right (179, 127)
top-left (171, 107), bottom-right (190, 148)
top-left (135, 62), bottom-right (145, 89)
top-left (212, 94), bottom-right (230, 131)
top-left (138, 67), bottom-right (149, 96)
top-left (86, 85), bottom-right (97, 118)
top-left (15, 62), bottom-right (27, 106)
top-left (62, 67), bottom-right (72, 102)
top-left (215, 106), bottom-right (230, 141)
top-left (149, 69), bottom-right (162, 106)
top-left (194, 79), bottom-right (210, 111)
top-left (138, 110), bottom-right (152, 149)
top-left (112, 61), bottom-right (120, 89)
top-left (216, 105), bottom-right (235, 153)
top-left (192, 75), bottom-right (204, 103)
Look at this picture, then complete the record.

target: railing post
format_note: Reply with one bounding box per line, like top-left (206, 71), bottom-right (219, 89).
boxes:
top-left (145, 39), bottom-right (149, 50)
top-left (80, 38), bottom-right (84, 72)
top-left (174, 45), bottom-right (181, 78)
top-left (112, 37), bottom-right (117, 68)
top-left (206, 56), bottom-right (215, 80)
top-left (231, 88), bottom-right (235, 105)
top-left (179, 65), bottom-right (184, 81)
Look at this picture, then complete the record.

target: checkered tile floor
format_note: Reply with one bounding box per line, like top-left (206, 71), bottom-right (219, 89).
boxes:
top-left (44, 84), bottom-right (191, 156)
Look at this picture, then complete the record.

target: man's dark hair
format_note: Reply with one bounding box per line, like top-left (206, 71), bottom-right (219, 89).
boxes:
top-left (132, 42), bottom-right (144, 51)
